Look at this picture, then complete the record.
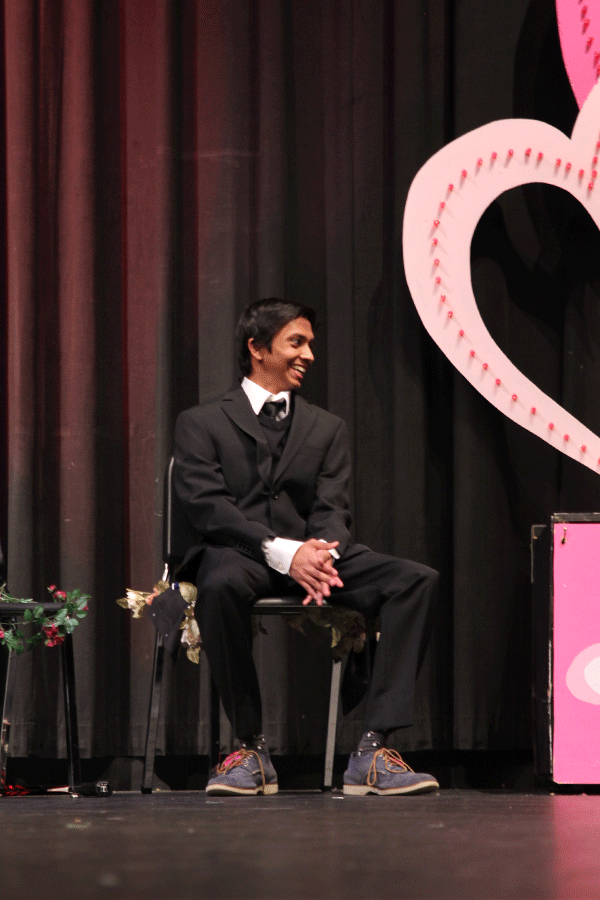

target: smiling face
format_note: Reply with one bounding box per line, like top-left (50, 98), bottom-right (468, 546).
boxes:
top-left (247, 316), bottom-right (315, 394)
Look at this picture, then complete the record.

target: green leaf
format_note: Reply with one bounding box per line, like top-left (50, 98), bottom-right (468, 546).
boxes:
top-left (5, 632), bottom-right (22, 652)
top-left (23, 608), bottom-right (33, 622)
top-left (33, 605), bottom-right (45, 619)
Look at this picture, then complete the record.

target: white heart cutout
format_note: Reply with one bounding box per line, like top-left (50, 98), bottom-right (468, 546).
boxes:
top-left (584, 655), bottom-right (600, 693)
top-left (403, 80), bottom-right (600, 473)
top-left (566, 642), bottom-right (600, 704)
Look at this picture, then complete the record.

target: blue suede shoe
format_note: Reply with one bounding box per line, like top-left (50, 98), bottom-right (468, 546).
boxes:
top-left (343, 748), bottom-right (439, 795)
top-left (206, 748), bottom-right (278, 796)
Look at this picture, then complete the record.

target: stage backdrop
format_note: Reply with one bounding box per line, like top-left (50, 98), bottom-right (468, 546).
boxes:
top-left (1, 0), bottom-right (599, 759)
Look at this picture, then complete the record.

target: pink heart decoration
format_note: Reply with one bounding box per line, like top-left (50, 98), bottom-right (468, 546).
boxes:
top-left (556, 0), bottom-right (600, 108)
top-left (403, 81), bottom-right (600, 474)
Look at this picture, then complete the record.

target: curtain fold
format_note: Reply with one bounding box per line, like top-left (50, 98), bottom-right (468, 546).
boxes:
top-left (3, 0), bottom-right (598, 759)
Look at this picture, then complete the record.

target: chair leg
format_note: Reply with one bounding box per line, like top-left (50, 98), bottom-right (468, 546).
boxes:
top-left (61, 634), bottom-right (82, 791)
top-left (142, 631), bottom-right (165, 793)
top-left (209, 674), bottom-right (221, 771)
top-left (323, 658), bottom-right (342, 791)
top-left (0, 642), bottom-right (17, 792)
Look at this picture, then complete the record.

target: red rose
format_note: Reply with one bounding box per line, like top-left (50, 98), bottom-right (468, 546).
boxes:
top-left (0, 630), bottom-right (4, 639)
top-left (54, 591), bottom-right (67, 600)
top-left (45, 635), bottom-right (65, 647)
top-left (48, 585), bottom-right (57, 592)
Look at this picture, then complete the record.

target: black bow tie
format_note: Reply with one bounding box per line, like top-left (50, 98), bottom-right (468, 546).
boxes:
top-left (261, 398), bottom-right (287, 419)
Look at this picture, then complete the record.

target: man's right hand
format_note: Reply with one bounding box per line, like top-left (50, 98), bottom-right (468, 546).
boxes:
top-left (289, 539), bottom-right (344, 605)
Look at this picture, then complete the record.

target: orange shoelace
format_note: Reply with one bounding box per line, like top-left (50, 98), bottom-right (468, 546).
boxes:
top-left (216, 748), bottom-right (267, 785)
top-left (366, 748), bottom-right (414, 786)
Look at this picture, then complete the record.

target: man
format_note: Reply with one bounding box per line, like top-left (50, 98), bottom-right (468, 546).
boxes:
top-left (173, 298), bottom-right (439, 796)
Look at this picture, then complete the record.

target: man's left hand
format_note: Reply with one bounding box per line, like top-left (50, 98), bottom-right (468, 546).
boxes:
top-left (289, 539), bottom-right (344, 605)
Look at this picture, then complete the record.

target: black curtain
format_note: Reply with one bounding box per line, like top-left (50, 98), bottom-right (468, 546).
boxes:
top-left (2, 0), bottom-right (598, 759)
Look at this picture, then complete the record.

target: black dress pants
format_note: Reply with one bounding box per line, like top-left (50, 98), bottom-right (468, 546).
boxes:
top-left (194, 543), bottom-right (439, 741)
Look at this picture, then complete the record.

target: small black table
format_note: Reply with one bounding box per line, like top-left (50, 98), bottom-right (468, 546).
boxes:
top-left (0, 602), bottom-right (81, 793)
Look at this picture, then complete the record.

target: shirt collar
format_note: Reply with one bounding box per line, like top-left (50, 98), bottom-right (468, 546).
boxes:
top-left (241, 377), bottom-right (291, 417)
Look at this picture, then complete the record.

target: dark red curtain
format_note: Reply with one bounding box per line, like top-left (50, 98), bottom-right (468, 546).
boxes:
top-left (1, 0), bottom-right (597, 761)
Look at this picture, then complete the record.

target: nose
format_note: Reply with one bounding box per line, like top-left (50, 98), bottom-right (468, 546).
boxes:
top-left (301, 344), bottom-right (314, 364)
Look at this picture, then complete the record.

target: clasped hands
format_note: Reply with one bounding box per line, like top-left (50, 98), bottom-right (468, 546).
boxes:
top-left (289, 538), bottom-right (344, 606)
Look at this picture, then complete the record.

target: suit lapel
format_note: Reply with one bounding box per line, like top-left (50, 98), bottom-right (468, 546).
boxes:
top-left (221, 387), bottom-right (272, 486)
top-left (274, 395), bottom-right (317, 483)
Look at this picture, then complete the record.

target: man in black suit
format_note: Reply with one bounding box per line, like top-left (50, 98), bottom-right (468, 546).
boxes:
top-left (173, 298), bottom-right (439, 796)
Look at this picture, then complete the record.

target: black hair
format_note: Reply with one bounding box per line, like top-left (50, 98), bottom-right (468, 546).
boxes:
top-left (235, 298), bottom-right (316, 377)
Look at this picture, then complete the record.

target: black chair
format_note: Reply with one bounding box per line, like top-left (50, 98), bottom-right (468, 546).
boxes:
top-left (141, 457), bottom-right (343, 793)
top-left (0, 600), bottom-right (82, 794)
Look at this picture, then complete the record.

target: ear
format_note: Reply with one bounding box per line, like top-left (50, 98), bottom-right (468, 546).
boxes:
top-left (248, 338), bottom-right (264, 363)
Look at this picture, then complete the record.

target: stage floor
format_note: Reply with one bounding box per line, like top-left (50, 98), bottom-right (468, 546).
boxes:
top-left (1, 788), bottom-right (599, 899)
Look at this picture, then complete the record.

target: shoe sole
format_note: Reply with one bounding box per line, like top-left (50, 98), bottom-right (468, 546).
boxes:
top-left (206, 782), bottom-right (279, 796)
top-left (343, 780), bottom-right (439, 796)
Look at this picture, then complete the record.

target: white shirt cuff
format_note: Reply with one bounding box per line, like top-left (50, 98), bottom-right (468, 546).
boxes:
top-left (262, 538), bottom-right (303, 574)
top-left (262, 537), bottom-right (339, 573)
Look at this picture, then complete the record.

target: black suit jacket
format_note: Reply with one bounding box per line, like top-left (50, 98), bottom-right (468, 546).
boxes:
top-left (173, 385), bottom-right (353, 574)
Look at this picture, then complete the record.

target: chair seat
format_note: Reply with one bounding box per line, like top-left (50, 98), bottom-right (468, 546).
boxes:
top-left (253, 597), bottom-right (332, 612)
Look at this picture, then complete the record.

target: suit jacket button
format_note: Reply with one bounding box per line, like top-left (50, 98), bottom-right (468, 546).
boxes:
top-left (271, 492), bottom-right (278, 500)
